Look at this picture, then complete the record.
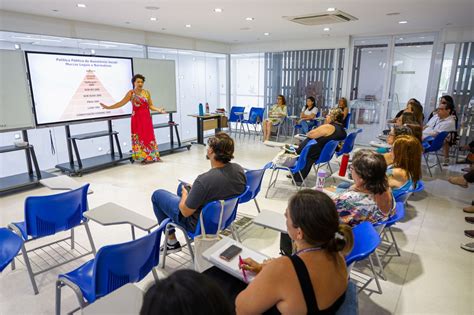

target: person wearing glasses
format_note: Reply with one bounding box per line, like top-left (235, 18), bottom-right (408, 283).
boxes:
top-left (263, 95), bottom-right (288, 141)
top-left (423, 95), bottom-right (457, 165)
top-left (151, 132), bottom-right (246, 253)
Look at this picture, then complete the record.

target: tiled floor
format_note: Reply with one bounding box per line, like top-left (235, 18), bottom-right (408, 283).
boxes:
top-left (0, 135), bottom-right (473, 314)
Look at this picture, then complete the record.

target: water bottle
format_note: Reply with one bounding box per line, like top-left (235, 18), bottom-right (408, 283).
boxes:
top-left (205, 102), bottom-right (210, 114)
top-left (198, 103), bottom-right (204, 116)
top-left (339, 153), bottom-right (350, 177)
top-left (315, 169), bottom-right (327, 191)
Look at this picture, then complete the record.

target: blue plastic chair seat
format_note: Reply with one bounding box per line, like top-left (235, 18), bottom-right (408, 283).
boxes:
top-left (0, 228), bottom-right (24, 272)
top-left (61, 260), bottom-right (96, 302)
top-left (345, 222), bottom-right (381, 266)
top-left (11, 222), bottom-right (28, 240)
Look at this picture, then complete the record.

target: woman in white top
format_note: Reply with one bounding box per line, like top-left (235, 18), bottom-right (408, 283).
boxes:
top-left (299, 96), bottom-right (318, 134)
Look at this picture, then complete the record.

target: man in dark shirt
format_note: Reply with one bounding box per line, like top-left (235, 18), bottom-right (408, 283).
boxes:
top-left (151, 132), bottom-right (247, 252)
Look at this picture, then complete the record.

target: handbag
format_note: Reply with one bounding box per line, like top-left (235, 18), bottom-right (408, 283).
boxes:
top-left (272, 149), bottom-right (299, 167)
top-left (193, 200), bottom-right (225, 272)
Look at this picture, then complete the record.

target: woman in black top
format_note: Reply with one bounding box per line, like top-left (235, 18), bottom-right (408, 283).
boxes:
top-left (292, 108), bottom-right (347, 184)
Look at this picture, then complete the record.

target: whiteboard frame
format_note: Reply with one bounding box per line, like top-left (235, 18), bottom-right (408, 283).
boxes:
top-left (25, 51), bottom-right (135, 128)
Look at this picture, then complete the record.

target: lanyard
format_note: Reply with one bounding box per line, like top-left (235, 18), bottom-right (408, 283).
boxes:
top-left (294, 246), bottom-right (323, 256)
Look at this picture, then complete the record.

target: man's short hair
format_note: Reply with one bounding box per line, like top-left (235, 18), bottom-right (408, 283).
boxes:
top-left (207, 132), bottom-right (234, 163)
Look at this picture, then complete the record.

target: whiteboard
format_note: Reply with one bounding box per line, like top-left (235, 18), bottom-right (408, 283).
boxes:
top-left (132, 58), bottom-right (177, 113)
top-left (0, 50), bottom-right (35, 132)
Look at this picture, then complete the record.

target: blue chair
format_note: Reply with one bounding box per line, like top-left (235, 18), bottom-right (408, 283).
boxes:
top-left (345, 222), bottom-right (383, 294)
top-left (423, 131), bottom-right (449, 176)
top-left (55, 219), bottom-right (169, 315)
top-left (161, 187), bottom-right (249, 268)
top-left (376, 202), bottom-right (405, 258)
top-left (241, 107), bottom-right (265, 136)
top-left (410, 180), bottom-right (424, 194)
top-left (312, 140), bottom-right (340, 178)
top-left (0, 228), bottom-right (23, 272)
top-left (265, 140), bottom-right (318, 197)
top-left (343, 112), bottom-right (352, 129)
top-left (240, 162), bottom-right (272, 213)
top-left (228, 106), bottom-right (246, 134)
top-left (336, 130), bottom-right (362, 158)
top-left (8, 185), bottom-right (95, 294)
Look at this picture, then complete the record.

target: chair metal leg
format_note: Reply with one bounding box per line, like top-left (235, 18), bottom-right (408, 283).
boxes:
top-left (368, 254), bottom-right (383, 294)
top-left (265, 168), bottom-right (276, 198)
top-left (21, 243), bottom-right (39, 295)
top-left (152, 268), bottom-right (159, 283)
top-left (388, 227), bottom-right (401, 256)
top-left (70, 228), bottom-right (75, 250)
top-left (161, 227), bottom-right (170, 268)
top-left (435, 153), bottom-right (442, 172)
top-left (56, 280), bottom-right (63, 315)
top-left (230, 224), bottom-right (241, 242)
top-left (374, 250), bottom-right (386, 280)
top-left (84, 222), bottom-right (96, 255)
top-left (424, 153), bottom-right (433, 177)
top-left (11, 257), bottom-right (16, 270)
top-left (58, 277), bottom-right (88, 313)
top-left (253, 199), bottom-right (261, 213)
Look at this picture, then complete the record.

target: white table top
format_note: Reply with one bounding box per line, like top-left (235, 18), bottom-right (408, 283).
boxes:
top-left (330, 171), bottom-right (354, 184)
top-left (253, 210), bottom-right (287, 234)
top-left (263, 140), bottom-right (287, 148)
top-left (83, 284), bottom-right (144, 315)
top-left (84, 202), bottom-right (158, 231)
top-left (40, 175), bottom-right (94, 194)
top-left (370, 141), bottom-right (391, 149)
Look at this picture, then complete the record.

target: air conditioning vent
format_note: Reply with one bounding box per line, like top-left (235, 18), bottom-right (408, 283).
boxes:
top-left (285, 10), bottom-right (358, 26)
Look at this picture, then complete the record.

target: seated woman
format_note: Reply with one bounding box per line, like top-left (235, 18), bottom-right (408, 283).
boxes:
top-left (263, 95), bottom-right (287, 141)
top-left (387, 135), bottom-right (422, 199)
top-left (299, 96), bottom-right (318, 134)
top-left (291, 108), bottom-right (347, 185)
top-left (234, 190), bottom-right (354, 314)
top-left (396, 111), bottom-right (418, 126)
top-left (338, 97), bottom-right (349, 121)
top-left (389, 98), bottom-right (423, 125)
top-left (381, 125), bottom-right (413, 163)
top-left (335, 150), bottom-right (394, 227)
top-left (141, 269), bottom-right (234, 315)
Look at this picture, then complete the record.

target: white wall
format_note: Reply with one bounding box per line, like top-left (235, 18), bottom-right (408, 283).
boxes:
top-left (230, 36), bottom-right (350, 53)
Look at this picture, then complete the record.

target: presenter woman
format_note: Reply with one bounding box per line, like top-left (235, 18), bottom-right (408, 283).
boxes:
top-left (100, 74), bottom-right (165, 163)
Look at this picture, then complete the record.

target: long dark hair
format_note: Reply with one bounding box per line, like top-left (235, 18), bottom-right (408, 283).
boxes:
top-left (305, 96), bottom-right (316, 110)
top-left (288, 189), bottom-right (353, 255)
top-left (277, 94), bottom-right (287, 105)
top-left (352, 150), bottom-right (389, 195)
top-left (141, 270), bottom-right (234, 315)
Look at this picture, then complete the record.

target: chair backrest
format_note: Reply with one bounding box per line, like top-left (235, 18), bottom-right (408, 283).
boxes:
top-left (24, 184), bottom-right (89, 238)
top-left (292, 139), bottom-right (317, 172)
top-left (315, 140), bottom-right (339, 164)
top-left (248, 107), bottom-right (265, 124)
top-left (425, 131), bottom-right (449, 153)
top-left (345, 222), bottom-right (381, 266)
top-left (229, 106), bottom-right (246, 122)
top-left (337, 131), bottom-right (359, 156)
top-left (343, 112), bottom-right (352, 129)
top-left (409, 180), bottom-right (424, 193)
top-left (93, 218), bottom-right (169, 301)
top-left (240, 163), bottom-right (272, 203)
top-left (0, 228), bottom-right (24, 272)
top-left (194, 186), bottom-right (249, 236)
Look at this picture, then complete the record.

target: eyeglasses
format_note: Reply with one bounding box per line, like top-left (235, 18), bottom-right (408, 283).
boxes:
top-left (438, 107), bottom-right (448, 111)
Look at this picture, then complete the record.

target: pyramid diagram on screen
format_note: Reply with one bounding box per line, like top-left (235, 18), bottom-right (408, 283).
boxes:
top-left (61, 70), bottom-right (124, 120)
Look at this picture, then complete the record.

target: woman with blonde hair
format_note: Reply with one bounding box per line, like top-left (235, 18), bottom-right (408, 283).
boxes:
top-left (388, 135), bottom-right (422, 199)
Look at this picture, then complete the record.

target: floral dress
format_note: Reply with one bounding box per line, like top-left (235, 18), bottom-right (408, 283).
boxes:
top-left (130, 91), bottom-right (160, 162)
top-left (334, 190), bottom-right (394, 227)
top-left (268, 104), bottom-right (287, 125)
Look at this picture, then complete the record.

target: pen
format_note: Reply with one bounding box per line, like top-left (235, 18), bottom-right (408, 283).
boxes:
top-left (239, 255), bottom-right (248, 283)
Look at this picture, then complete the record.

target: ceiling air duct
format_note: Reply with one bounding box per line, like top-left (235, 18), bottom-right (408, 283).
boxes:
top-left (285, 10), bottom-right (358, 26)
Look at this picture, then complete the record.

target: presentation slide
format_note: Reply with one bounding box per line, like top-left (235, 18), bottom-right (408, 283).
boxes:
top-left (26, 52), bottom-right (133, 126)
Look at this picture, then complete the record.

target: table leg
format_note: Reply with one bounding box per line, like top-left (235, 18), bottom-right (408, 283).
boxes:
top-left (197, 118), bottom-right (204, 145)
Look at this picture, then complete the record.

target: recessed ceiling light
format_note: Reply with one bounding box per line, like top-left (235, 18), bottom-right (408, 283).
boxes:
top-left (419, 36), bottom-right (425, 39)
top-left (90, 49), bottom-right (95, 54)
top-left (214, 8), bottom-right (223, 13)
top-left (327, 8), bottom-right (336, 12)
top-left (245, 17), bottom-right (254, 21)
top-left (77, 3), bottom-right (86, 8)
top-left (185, 24), bottom-right (191, 28)
top-left (323, 27), bottom-right (330, 31)
top-left (14, 44), bottom-right (20, 49)
top-left (263, 32), bottom-right (270, 36)
top-left (416, 45), bottom-right (421, 48)
top-left (150, 17), bottom-right (157, 21)
top-left (368, 51), bottom-right (372, 54)
top-left (398, 20), bottom-right (408, 24)
top-left (145, 6), bottom-right (160, 10)
top-left (399, 37), bottom-right (404, 40)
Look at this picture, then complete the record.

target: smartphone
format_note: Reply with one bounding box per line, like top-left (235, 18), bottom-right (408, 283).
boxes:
top-left (219, 245), bottom-right (242, 262)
